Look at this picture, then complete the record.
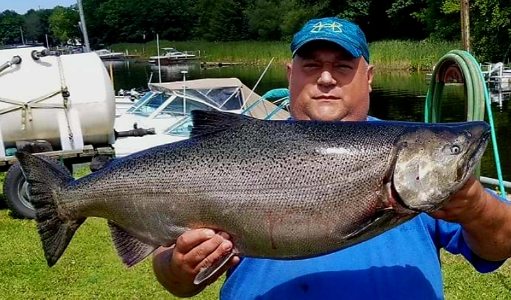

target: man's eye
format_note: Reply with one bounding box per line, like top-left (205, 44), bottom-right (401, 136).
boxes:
top-left (303, 63), bottom-right (320, 69)
top-left (334, 64), bottom-right (352, 70)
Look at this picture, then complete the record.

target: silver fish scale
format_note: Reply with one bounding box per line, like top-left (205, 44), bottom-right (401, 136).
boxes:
top-left (61, 120), bottom-right (410, 258)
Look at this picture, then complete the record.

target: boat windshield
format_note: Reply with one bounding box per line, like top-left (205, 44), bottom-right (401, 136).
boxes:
top-left (127, 92), bottom-right (169, 116)
top-left (173, 86), bottom-right (244, 110)
top-left (156, 96), bottom-right (215, 118)
top-left (127, 85), bottom-right (244, 118)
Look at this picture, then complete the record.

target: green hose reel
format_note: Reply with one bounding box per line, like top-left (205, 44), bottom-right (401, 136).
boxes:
top-left (424, 49), bottom-right (505, 196)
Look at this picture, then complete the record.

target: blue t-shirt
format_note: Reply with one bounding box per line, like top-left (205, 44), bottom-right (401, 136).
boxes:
top-left (221, 214), bottom-right (504, 300)
top-left (220, 116), bottom-right (506, 299)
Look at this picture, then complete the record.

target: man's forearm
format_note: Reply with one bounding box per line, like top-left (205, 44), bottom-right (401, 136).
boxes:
top-left (462, 191), bottom-right (511, 261)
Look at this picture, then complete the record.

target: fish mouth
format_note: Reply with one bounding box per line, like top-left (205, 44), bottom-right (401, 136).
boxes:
top-left (462, 127), bottom-right (491, 180)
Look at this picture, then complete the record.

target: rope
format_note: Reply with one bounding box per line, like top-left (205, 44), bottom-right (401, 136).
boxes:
top-left (424, 50), bottom-right (506, 196)
top-left (0, 90), bottom-right (66, 130)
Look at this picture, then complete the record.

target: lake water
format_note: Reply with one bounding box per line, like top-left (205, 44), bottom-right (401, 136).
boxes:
top-left (104, 60), bottom-right (511, 182)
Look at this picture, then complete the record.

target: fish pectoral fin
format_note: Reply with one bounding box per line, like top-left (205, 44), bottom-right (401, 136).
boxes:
top-left (108, 221), bottom-right (157, 267)
top-left (193, 252), bottom-right (236, 285)
top-left (343, 208), bottom-right (396, 240)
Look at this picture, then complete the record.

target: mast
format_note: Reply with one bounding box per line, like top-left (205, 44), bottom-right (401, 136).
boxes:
top-left (77, 0), bottom-right (91, 52)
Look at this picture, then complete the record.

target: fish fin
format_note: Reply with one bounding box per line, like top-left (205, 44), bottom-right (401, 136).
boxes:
top-left (108, 221), bottom-right (157, 267)
top-left (343, 208), bottom-right (396, 240)
top-left (15, 151), bottom-right (83, 267)
top-left (190, 110), bottom-right (253, 137)
top-left (193, 252), bottom-right (235, 285)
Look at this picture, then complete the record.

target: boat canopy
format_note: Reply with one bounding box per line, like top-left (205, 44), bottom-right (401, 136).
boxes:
top-left (149, 78), bottom-right (289, 120)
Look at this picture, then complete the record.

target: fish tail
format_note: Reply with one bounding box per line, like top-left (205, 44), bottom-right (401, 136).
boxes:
top-left (15, 151), bottom-right (85, 266)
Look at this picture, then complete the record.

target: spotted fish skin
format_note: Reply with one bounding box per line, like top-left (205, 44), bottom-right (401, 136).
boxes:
top-left (16, 110), bottom-right (490, 269)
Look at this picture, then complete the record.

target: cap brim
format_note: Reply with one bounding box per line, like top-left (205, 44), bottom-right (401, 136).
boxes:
top-left (292, 37), bottom-right (361, 58)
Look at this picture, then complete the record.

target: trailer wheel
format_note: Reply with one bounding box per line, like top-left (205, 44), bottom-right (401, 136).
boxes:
top-left (3, 163), bottom-right (35, 219)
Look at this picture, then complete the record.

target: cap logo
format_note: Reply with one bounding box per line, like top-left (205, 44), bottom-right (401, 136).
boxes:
top-left (311, 21), bottom-right (343, 33)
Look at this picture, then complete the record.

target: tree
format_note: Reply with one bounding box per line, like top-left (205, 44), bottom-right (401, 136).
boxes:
top-left (471, 0), bottom-right (511, 62)
top-left (245, 0), bottom-right (285, 40)
top-left (23, 9), bottom-right (52, 44)
top-left (195, 0), bottom-right (249, 41)
top-left (0, 10), bottom-right (24, 45)
top-left (48, 6), bottom-right (80, 44)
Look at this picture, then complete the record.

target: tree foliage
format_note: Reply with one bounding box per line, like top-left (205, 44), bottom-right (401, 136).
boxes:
top-left (0, 10), bottom-right (24, 45)
top-left (48, 6), bottom-right (80, 44)
top-left (0, 0), bottom-right (509, 61)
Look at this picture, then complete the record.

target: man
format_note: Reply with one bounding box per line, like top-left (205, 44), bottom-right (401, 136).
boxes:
top-left (152, 17), bottom-right (511, 299)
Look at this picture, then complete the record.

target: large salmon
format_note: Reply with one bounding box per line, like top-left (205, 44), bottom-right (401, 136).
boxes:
top-left (16, 110), bottom-right (490, 284)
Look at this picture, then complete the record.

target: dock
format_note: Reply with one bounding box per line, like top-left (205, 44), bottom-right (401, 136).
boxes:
top-left (200, 61), bottom-right (243, 68)
top-left (482, 62), bottom-right (511, 92)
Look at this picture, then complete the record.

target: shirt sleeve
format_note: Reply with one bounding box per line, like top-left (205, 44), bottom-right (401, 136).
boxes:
top-left (424, 189), bottom-right (508, 273)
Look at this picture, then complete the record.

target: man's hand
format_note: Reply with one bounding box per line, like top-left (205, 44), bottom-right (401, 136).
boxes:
top-left (152, 229), bottom-right (240, 297)
top-left (429, 176), bottom-right (487, 223)
top-left (430, 176), bottom-right (511, 261)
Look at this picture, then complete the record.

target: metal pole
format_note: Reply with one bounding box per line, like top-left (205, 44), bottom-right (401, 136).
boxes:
top-left (461, 0), bottom-right (470, 52)
top-left (156, 34), bottom-right (161, 83)
top-left (77, 0), bottom-right (91, 52)
top-left (181, 71), bottom-right (188, 115)
top-left (20, 26), bottom-right (25, 45)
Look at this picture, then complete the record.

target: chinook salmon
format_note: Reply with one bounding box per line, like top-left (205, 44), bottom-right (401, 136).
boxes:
top-left (16, 110), bottom-right (490, 284)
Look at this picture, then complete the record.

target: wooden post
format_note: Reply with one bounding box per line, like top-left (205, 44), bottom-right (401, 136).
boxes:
top-left (461, 0), bottom-right (470, 52)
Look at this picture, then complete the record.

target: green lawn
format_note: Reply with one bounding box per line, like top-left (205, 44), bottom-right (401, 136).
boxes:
top-left (0, 211), bottom-right (223, 299)
top-left (0, 167), bottom-right (509, 299)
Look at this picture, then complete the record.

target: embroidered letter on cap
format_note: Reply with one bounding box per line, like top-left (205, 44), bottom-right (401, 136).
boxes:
top-left (311, 21), bottom-right (343, 33)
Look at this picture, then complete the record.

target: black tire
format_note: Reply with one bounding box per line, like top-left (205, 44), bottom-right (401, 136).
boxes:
top-left (90, 155), bottom-right (112, 172)
top-left (3, 163), bottom-right (35, 219)
top-left (3, 157), bottom-right (71, 219)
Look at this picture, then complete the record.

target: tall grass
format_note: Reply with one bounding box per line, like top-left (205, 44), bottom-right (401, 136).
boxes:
top-left (113, 40), bottom-right (289, 65)
top-left (370, 40), bottom-right (461, 71)
top-left (111, 39), bottom-right (461, 71)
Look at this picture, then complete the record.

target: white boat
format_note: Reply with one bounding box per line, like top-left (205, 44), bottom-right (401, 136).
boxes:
top-left (482, 62), bottom-right (511, 91)
top-left (148, 47), bottom-right (199, 65)
top-left (95, 49), bottom-right (125, 60)
top-left (113, 77), bottom-right (289, 157)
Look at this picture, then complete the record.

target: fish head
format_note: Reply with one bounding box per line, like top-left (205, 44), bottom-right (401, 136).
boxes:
top-left (392, 121), bottom-right (490, 211)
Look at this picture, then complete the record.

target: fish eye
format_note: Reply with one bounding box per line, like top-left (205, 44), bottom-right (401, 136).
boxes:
top-left (450, 145), bottom-right (461, 155)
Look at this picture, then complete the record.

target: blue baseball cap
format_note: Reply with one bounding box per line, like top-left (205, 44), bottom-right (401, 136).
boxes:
top-left (291, 17), bottom-right (370, 62)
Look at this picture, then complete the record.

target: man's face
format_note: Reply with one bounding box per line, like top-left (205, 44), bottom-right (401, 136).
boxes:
top-left (287, 42), bottom-right (374, 121)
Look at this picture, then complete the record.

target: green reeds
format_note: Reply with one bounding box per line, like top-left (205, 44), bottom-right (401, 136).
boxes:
top-left (113, 39), bottom-right (461, 71)
top-left (370, 40), bottom-right (461, 71)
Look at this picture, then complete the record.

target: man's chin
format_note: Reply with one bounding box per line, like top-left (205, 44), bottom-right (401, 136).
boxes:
top-left (310, 113), bottom-right (346, 122)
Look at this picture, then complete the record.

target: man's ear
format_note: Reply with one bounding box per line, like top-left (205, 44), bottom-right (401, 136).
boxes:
top-left (286, 63), bottom-right (292, 87)
top-left (367, 64), bottom-right (374, 93)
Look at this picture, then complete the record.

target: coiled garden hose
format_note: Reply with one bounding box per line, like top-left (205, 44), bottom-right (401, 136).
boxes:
top-left (424, 50), bottom-right (506, 196)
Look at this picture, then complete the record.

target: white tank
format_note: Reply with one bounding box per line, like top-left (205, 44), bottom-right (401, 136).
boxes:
top-left (0, 47), bottom-right (115, 156)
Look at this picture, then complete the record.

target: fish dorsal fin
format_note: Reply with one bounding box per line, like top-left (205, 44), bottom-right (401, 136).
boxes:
top-left (190, 110), bottom-right (254, 138)
top-left (108, 221), bottom-right (156, 267)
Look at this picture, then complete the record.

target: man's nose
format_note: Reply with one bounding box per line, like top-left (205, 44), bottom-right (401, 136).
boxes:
top-left (317, 70), bottom-right (337, 86)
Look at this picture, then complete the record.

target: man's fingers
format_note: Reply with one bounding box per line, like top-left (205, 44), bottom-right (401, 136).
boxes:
top-left (184, 233), bottom-right (233, 267)
top-left (174, 229), bottom-right (217, 253)
top-left (194, 239), bottom-right (233, 272)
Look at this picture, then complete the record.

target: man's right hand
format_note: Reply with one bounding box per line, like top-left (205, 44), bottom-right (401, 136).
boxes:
top-left (152, 229), bottom-right (240, 297)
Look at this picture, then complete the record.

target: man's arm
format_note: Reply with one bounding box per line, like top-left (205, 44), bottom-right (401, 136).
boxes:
top-left (431, 176), bottom-right (511, 261)
top-left (152, 229), bottom-right (239, 297)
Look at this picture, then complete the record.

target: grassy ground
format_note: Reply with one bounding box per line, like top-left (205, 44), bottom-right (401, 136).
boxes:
top-left (0, 167), bottom-right (509, 298)
top-left (111, 39), bottom-right (461, 71)
top-left (0, 210), bottom-right (223, 299)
